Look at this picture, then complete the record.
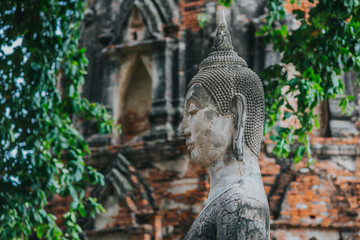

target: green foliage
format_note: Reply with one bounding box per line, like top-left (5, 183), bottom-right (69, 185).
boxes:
top-left (0, 0), bottom-right (112, 239)
top-left (258, 0), bottom-right (360, 162)
top-left (197, 13), bottom-right (208, 29)
top-left (219, 0), bottom-right (236, 7)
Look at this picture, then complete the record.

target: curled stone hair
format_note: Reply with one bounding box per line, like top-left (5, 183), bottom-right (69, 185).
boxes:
top-left (188, 12), bottom-right (265, 157)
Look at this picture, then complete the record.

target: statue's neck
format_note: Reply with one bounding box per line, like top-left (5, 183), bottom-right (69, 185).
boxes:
top-left (206, 145), bottom-right (261, 203)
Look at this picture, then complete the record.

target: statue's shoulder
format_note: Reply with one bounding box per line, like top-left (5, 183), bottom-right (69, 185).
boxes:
top-left (214, 184), bottom-right (270, 240)
top-left (218, 183), bottom-right (269, 217)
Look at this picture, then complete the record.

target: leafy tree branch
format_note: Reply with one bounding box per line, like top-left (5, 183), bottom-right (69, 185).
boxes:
top-left (258, 0), bottom-right (360, 163)
top-left (218, 0), bottom-right (360, 163)
top-left (0, 0), bottom-right (111, 239)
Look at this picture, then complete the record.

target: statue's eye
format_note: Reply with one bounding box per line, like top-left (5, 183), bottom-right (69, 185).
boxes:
top-left (189, 109), bottom-right (199, 115)
top-left (188, 103), bottom-right (199, 115)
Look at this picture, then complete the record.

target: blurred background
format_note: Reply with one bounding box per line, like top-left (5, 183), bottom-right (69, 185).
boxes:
top-left (1, 0), bottom-right (360, 239)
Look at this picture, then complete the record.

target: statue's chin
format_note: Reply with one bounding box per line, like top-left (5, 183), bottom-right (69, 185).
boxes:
top-left (190, 149), bottom-right (212, 168)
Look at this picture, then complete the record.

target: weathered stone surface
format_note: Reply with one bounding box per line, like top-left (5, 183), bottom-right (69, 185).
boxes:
top-left (312, 142), bottom-right (359, 156)
top-left (184, 184), bottom-right (269, 240)
top-left (329, 120), bottom-right (358, 138)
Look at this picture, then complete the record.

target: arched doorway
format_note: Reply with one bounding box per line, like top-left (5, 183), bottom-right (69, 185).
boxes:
top-left (122, 59), bottom-right (152, 142)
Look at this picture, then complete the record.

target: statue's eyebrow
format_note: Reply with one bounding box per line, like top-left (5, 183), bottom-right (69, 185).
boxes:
top-left (185, 96), bottom-right (202, 110)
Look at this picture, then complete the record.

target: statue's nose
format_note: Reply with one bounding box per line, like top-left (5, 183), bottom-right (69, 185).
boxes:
top-left (178, 118), bottom-right (190, 137)
top-left (180, 128), bottom-right (191, 138)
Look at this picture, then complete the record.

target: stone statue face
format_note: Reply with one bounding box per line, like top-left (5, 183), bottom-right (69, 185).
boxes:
top-left (180, 83), bottom-right (234, 167)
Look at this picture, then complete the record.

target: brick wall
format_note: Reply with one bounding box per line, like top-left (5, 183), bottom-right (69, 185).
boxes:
top-left (179, 0), bottom-right (208, 32)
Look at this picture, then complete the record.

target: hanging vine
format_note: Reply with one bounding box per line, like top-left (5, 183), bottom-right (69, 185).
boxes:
top-left (0, 0), bottom-right (111, 239)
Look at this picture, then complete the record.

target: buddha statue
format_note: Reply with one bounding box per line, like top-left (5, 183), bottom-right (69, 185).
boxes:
top-left (179, 12), bottom-right (270, 240)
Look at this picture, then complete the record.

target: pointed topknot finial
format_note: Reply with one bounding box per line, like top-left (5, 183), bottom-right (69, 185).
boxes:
top-left (212, 10), bottom-right (234, 51)
top-left (219, 10), bottom-right (227, 26)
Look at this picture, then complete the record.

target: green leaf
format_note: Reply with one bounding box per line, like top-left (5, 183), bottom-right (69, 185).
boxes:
top-left (283, 111), bottom-right (293, 120)
top-left (78, 203), bottom-right (86, 218)
top-left (219, 0), bottom-right (234, 7)
top-left (197, 13), bottom-right (208, 29)
top-left (289, 78), bottom-right (298, 88)
top-left (68, 84), bottom-right (76, 97)
top-left (314, 116), bottom-right (320, 129)
top-left (35, 225), bottom-right (46, 239)
top-left (280, 25), bottom-right (288, 37)
top-left (294, 145), bottom-right (306, 163)
top-left (347, 95), bottom-right (355, 101)
top-left (270, 134), bottom-right (281, 142)
top-left (69, 185), bottom-right (78, 201)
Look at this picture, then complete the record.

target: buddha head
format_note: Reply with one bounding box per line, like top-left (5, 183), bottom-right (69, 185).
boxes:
top-left (179, 12), bottom-right (265, 167)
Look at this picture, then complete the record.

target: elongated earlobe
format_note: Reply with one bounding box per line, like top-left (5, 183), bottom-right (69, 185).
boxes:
top-left (232, 93), bottom-right (247, 161)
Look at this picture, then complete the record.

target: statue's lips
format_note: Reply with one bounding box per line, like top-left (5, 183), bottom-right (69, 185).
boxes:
top-left (186, 141), bottom-right (195, 152)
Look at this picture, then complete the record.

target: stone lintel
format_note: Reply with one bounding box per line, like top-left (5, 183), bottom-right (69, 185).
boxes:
top-left (101, 39), bottom-right (165, 56)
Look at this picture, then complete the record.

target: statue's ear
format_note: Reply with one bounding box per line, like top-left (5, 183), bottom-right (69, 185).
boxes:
top-left (231, 93), bottom-right (247, 161)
